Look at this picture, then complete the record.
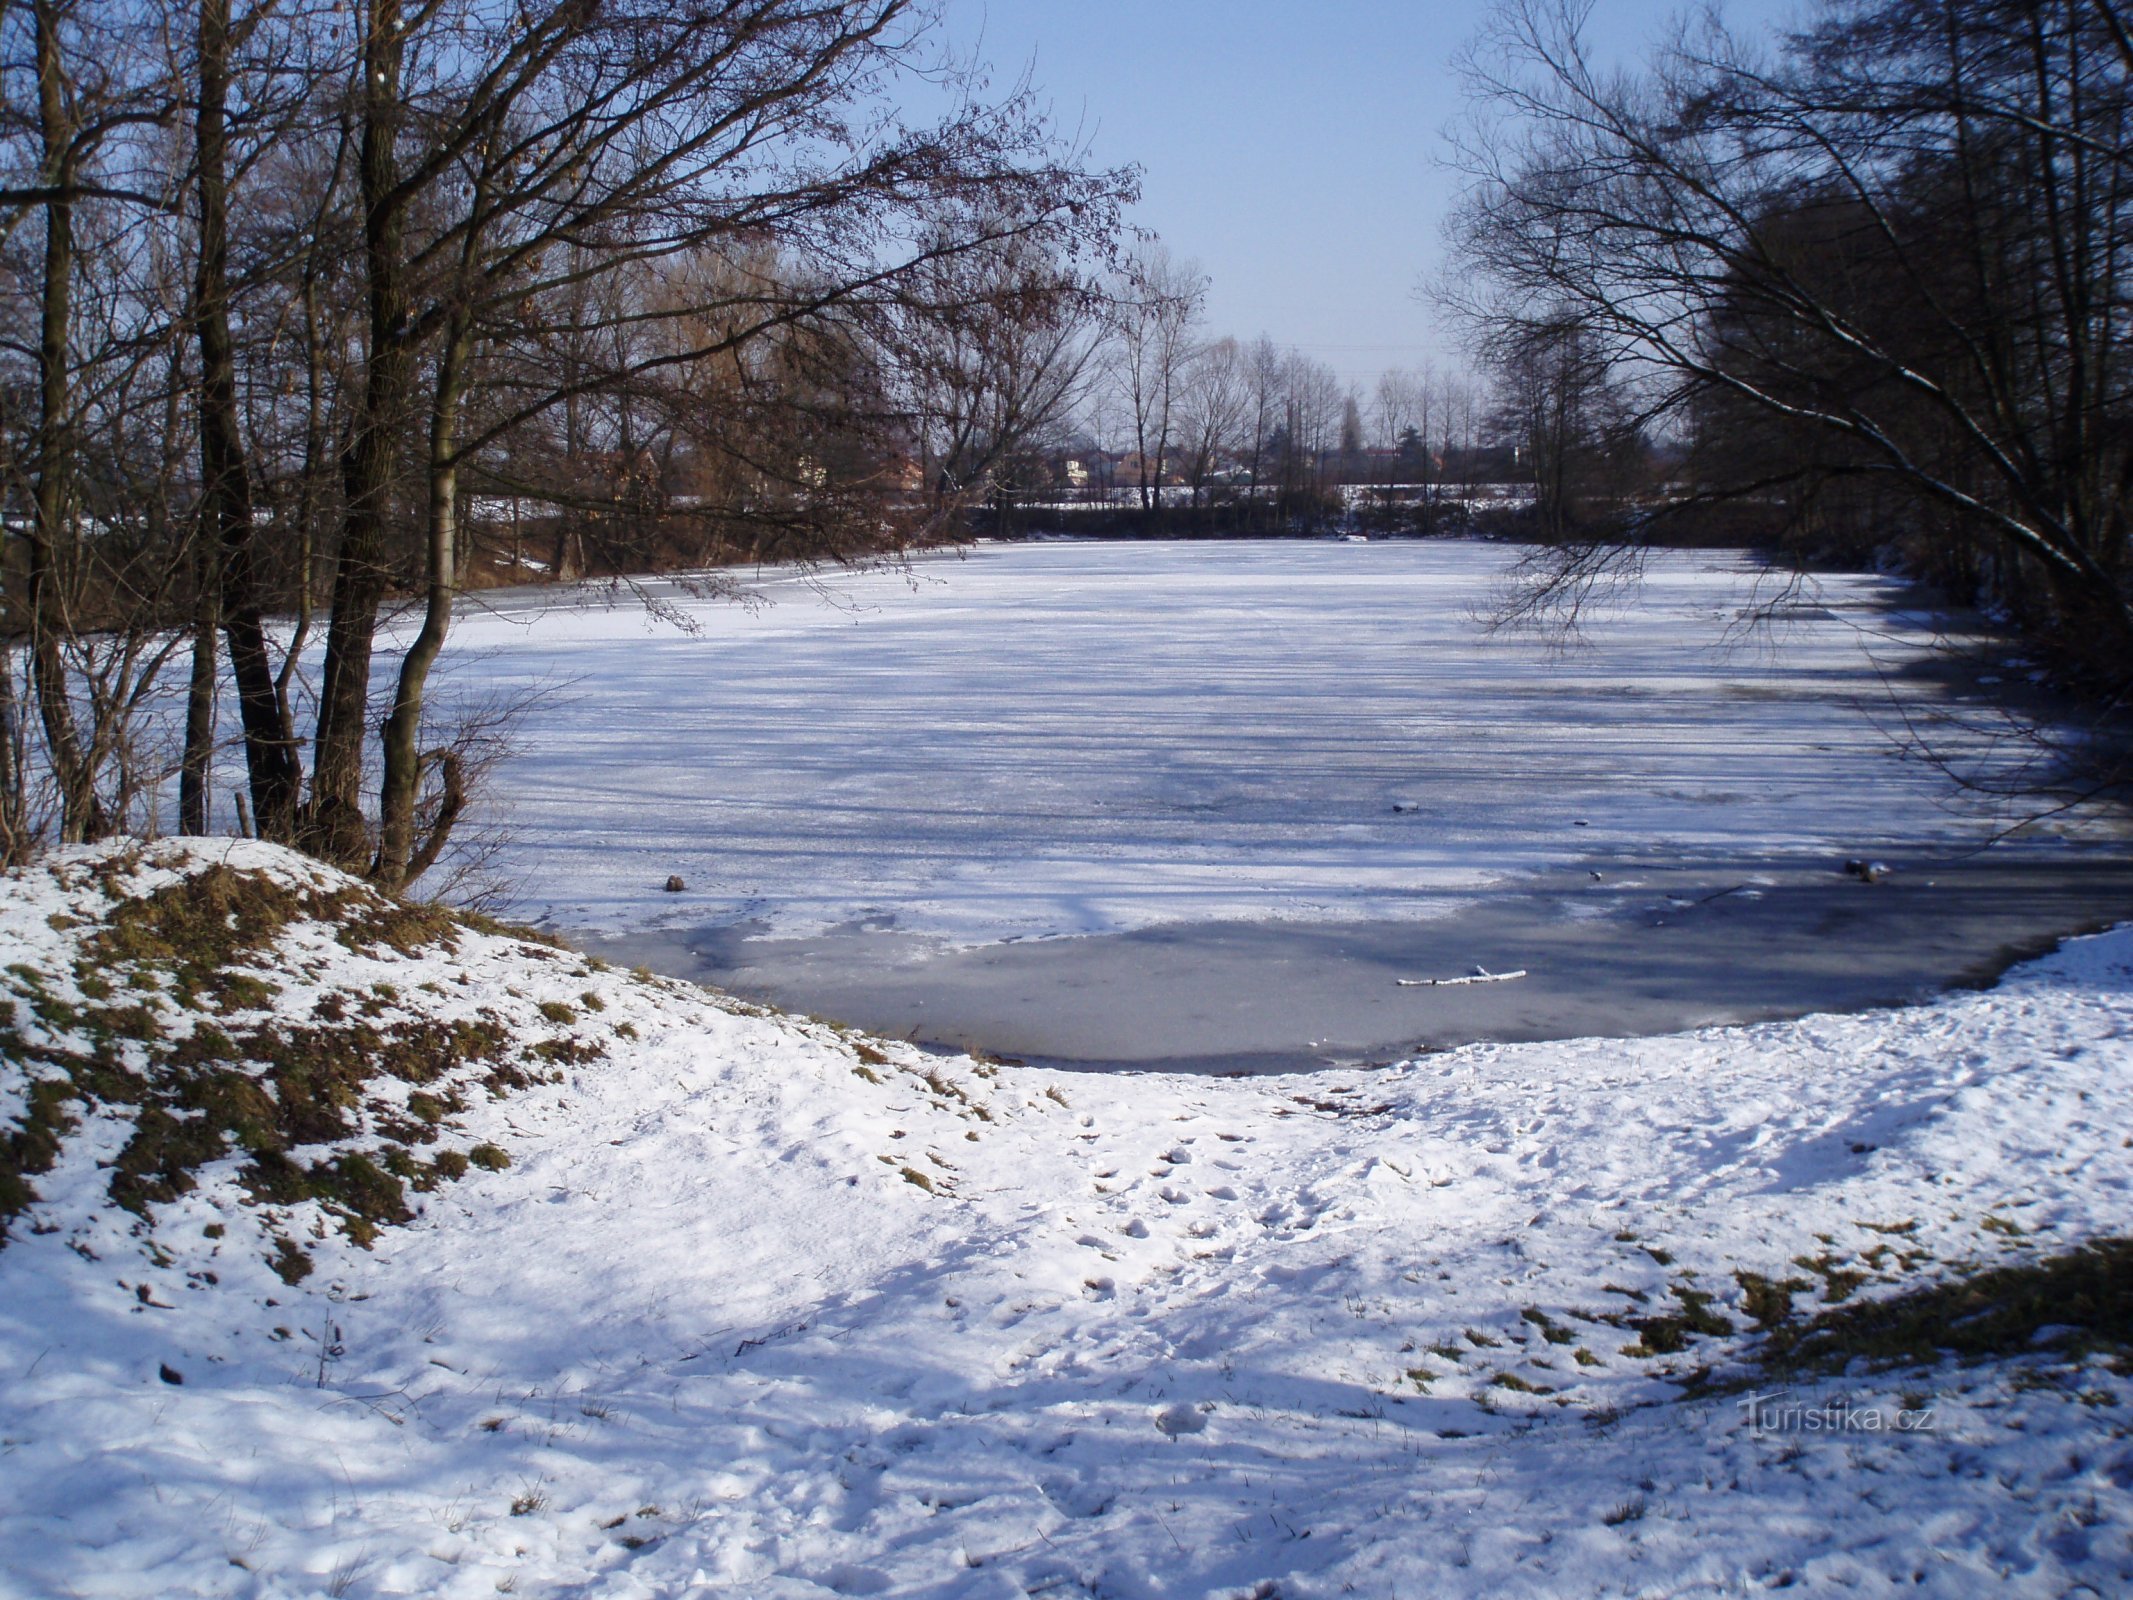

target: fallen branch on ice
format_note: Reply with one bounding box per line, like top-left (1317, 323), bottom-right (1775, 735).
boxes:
top-left (1396, 966), bottom-right (1528, 988)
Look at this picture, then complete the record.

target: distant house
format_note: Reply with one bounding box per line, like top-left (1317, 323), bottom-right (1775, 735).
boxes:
top-left (875, 453), bottom-right (925, 493)
top-left (1114, 450), bottom-right (1183, 488)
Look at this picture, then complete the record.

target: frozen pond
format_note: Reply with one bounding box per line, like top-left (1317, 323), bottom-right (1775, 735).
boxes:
top-left (441, 539), bottom-right (2131, 1065)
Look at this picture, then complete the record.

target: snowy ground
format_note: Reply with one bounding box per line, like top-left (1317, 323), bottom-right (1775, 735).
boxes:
top-left (439, 540), bottom-right (2083, 948)
top-left (6, 841), bottom-right (2133, 1598)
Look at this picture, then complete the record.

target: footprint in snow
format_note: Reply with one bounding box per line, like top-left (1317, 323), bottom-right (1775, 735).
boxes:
top-left (820, 1562), bottom-right (892, 1595)
top-left (1119, 1218), bottom-right (1149, 1238)
top-left (1039, 1477), bottom-right (1114, 1519)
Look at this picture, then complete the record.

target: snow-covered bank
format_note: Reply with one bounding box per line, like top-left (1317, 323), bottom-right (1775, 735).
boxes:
top-left (6, 840), bottom-right (2133, 1596)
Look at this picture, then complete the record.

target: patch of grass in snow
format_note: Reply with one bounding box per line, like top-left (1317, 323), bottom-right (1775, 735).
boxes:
top-left (269, 1237), bottom-right (314, 1285)
top-left (1735, 1270), bottom-right (1813, 1330)
top-left (85, 854), bottom-right (460, 1005)
top-left (921, 1068), bottom-right (968, 1104)
top-left (1761, 1236), bottom-right (2133, 1374)
top-left (530, 1034), bottom-right (605, 1067)
top-left (1489, 1371), bottom-right (1553, 1394)
top-left (1671, 1284), bottom-right (1735, 1337)
top-left (1521, 1307), bottom-right (1576, 1345)
top-left (1621, 1322), bottom-right (1689, 1359)
top-left (1621, 1285), bottom-right (1736, 1359)
top-left (1290, 1090), bottom-right (1396, 1117)
top-left (1792, 1250), bottom-right (1871, 1303)
top-left (1858, 1217), bottom-right (1918, 1235)
top-left (0, 1066), bottom-right (74, 1227)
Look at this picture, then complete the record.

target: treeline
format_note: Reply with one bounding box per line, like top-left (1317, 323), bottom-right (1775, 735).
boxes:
top-left (0, 0), bottom-right (1128, 877)
top-left (926, 243), bottom-right (1502, 539)
top-left (1443, 0), bottom-right (2133, 704)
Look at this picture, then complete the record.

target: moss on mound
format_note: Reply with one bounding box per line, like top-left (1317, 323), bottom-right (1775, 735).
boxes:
top-left (0, 845), bottom-right (586, 1257)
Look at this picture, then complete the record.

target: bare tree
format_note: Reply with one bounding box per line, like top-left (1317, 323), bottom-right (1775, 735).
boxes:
top-left (1281, 351), bottom-right (1344, 528)
top-left (1447, 0), bottom-right (2133, 694)
top-left (297, 0), bottom-right (1129, 883)
top-left (0, 0), bottom-right (193, 850)
top-left (896, 220), bottom-right (1106, 528)
top-left (1373, 366), bottom-right (1423, 485)
top-left (1176, 334), bottom-right (1248, 512)
top-left (1105, 242), bottom-right (1205, 519)
top-left (1482, 309), bottom-right (1628, 541)
top-left (183, 0), bottom-right (314, 842)
top-left (1242, 334), bottom-right (1284, 530)
top-left (0, 0), bottom-right (1130, 881)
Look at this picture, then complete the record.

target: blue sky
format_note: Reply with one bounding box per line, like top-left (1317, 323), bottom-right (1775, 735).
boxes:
top-left (932, 0), bottom-right (1803, 387)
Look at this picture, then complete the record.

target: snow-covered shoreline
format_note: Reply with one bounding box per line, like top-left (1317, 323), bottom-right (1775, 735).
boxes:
top-left (5, 840), bottom-right (2133, 1596)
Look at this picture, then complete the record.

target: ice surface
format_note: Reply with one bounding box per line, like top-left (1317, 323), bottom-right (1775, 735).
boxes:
top-left (602, 849), bottom-right (2133, 1067)
top-left (446, 540), bottom-right (2067, 947)
top-left (434, 540), bottom-right (2129, 1059)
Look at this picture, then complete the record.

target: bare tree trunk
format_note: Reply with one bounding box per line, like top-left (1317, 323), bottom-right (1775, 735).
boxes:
top-left (197, 0), bottom-right (302, 841)
top-left (1149, 374), bottom-right (1168, 534)
top-left (1416, 380), bottom-right (1436, 536)
top-left (179, 534), bottom-right (218, 834)
top-left (310, 0), bottom-right (409, 868)
top-left (276, 260), bottom-right (335, 745)
top-left (0, 647), bottom-right (29, 866)
top-left (375, 312), bottom-right (472, 887)
top-left (29, 0), bottom-right (100, 844)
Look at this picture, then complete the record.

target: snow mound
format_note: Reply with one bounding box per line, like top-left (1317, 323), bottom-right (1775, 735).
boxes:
top-left (5, 839), bottom-right (2133, 1596)
top-left (0, 838), bottom-right (962, 1284)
